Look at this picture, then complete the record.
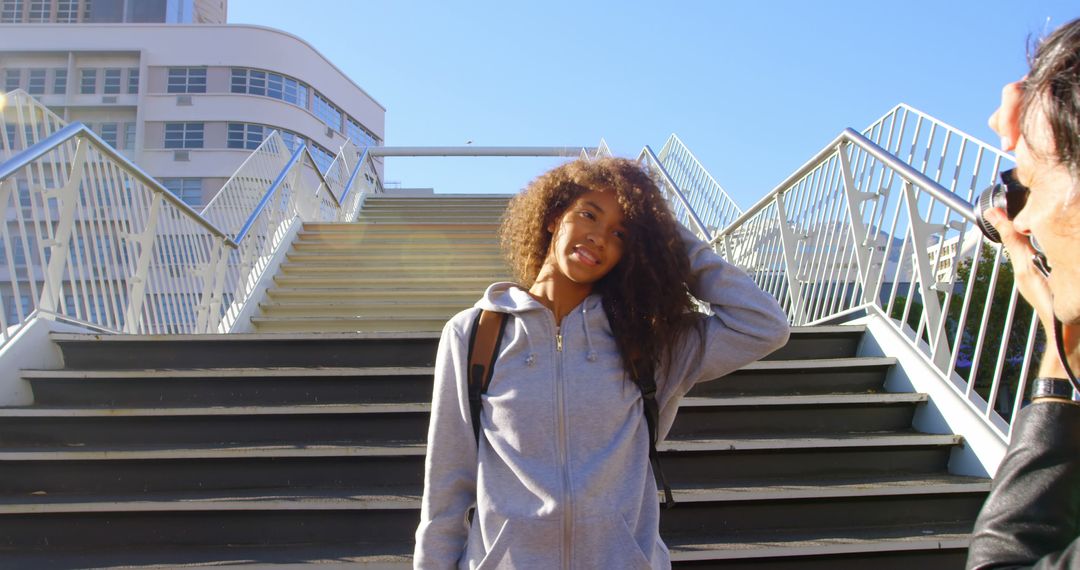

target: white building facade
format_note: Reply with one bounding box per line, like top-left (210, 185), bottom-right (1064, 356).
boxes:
top-left (0, 8), bottom-right (384, 209)
top-left (0, 0), bottom-right (385, 323)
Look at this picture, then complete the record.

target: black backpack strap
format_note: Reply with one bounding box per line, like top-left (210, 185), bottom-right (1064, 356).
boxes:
top-left (634, 363), bottom-right (675, 509)
top-left (467, 310), bottom-right (509, 448)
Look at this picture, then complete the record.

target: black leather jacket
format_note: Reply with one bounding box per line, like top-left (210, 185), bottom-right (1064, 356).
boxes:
top-left (967, 401), bottom-right (1080, 569)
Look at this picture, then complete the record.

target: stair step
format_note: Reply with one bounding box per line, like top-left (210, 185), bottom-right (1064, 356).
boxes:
top-left (667, 527), bottom-right (970, 565)
top-left (0, 543), bottom-right (413, 570)
top-left (291, 241), bottom-right (501, 251)
top-left (0, 403), bottom-right (431, 447)
top-left (49, 332), bottom-right (440, 370)
top-left (258, 300), bottom-right (474, 318)
top-left (669, 393), bottom-right (925, 438)
top-left (0, 393), bottom-right (928, 447)
top-left (302, 222), bottom-right (501, 231)
top-left (766, 326), bottom-right (864, 360)
top-left (285, 251), bottom-right (504, 264)
top-left (691, 357), bottom-right (896, 396)
top-left (265, 288), bottom-right (481, 303)
top-left (251, 316), bottom-right (452, 333)
top-left (23, 367), bottom-right (436, 407)
top-left (276, 265), bottom-right (508, 278)
top-left (272, 275), bottom-right (496, 288)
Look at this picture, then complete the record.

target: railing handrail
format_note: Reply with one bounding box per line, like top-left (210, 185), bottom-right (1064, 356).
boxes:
top-left (0, 121), bottom-right (238, 247)
top-left (638, 145), bottom-right (712, 239)
top-left (715, 128), bottom-right (979, 243)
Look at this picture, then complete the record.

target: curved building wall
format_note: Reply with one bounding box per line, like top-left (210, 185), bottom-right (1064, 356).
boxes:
top-left (0, 23), bottom-right (385, 207)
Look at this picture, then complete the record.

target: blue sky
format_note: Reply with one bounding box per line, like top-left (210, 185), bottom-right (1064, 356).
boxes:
top-left (229, 0), bottom-right (1078, 208)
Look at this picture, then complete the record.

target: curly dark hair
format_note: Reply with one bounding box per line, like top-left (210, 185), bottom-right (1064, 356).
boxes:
top-left (1023, 17), bottom-right (1080, 179)
top-left (499, 157), bottom-right (701, 378)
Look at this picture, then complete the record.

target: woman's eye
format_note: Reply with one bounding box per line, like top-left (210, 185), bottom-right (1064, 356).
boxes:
top-left (579, 210), bottom-right (595, 220)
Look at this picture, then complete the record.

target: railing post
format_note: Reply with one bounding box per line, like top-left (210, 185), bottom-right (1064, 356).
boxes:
top-left (37, 137), bottom-right (88, 316)
top-left (837, 143), bottom-right (884, 305)
top-left (121, 192), bottom-right (162, 333)
top-left (901, 180), bottom-right (952, 369)
top-left (774, 192), bottom-right (807, 324)
top-left (194, 237), bottom-right (226, 333)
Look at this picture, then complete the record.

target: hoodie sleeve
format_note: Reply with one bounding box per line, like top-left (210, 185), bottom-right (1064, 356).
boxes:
top-left (414, 311), bottom-right (478, 569)
top-left (657, 225), bottom-right (790, 437)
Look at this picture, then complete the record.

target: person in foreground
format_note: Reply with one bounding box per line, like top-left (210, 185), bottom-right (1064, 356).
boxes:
top-left (413, 158), bottom-right (790, 569)
top-left (966, 17), bottom-right (1080, 570)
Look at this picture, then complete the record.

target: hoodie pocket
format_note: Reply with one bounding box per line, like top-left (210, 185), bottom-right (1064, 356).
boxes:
top-left (575, 514), bottom-right (653, 569)
top-left (472, 517), bottom-right (561, 570)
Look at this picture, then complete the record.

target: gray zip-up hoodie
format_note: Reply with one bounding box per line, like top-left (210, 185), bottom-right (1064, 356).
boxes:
top-left (414, 227), bottom-right (790, 569)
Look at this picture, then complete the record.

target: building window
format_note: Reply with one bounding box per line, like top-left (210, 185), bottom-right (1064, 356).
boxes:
top-left (231, 68), bottom-right (310, 109)
top-left (80, 68), bottom-right (96, 94)
top-left (227, 123), bottom-right (265, 150)
top-left (4, 68), bottom-right (21, 91)
top-left (52, 68), bottom-right (67, 94)
top-left (309, 143), bottom-right (335, 174)
top-left (25, 68), bottom-right (45, 95)
top-left (163, 122), bottom-right (203, 149)
top-left (27, 0), bottom-right (47, 21)
top-left (166, 67), bottom-right (206, 94)
top-left (1, 1), bottom-right (23, 23)
top-left (98, 122), bottom-right (118, 148)
top-left (161, 178), bottom-right (202, 207)
top-left (56, 0), bottom-right (78, 22)
top-left (313, 93), bottom-right (341, 132)
top-left (103, 68), bottom-right (121, 94)
top-left (346, 117), bottom-right (378, 148)
top-left (279, 130), bottom-right (304, 153)
top-left (127, 67), bottom-right (138, 94)
top-left (123, 122), bottom-right (135, 151)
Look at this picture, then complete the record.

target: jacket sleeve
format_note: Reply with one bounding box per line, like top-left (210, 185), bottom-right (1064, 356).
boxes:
top-left (414, 312), bottom-right (478, 569)
top-left (967, 401), bottom-right (1080, 570)
top-left (657, 225), bottom-right (790, 437)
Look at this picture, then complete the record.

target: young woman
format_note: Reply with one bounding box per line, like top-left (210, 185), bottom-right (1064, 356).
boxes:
top-left (414, 157), bottom-right (790, 569)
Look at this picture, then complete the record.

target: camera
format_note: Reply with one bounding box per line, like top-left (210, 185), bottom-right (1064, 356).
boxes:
top-left (975, 168), bottom-right (1029, 243)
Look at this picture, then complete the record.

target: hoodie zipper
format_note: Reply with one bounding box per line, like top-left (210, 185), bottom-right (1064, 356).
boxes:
top-left (554, 322), bottom-right (571, 570)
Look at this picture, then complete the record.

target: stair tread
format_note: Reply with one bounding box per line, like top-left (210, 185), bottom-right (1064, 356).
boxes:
top-left (670, 474), bottom-right (989, 502)
top-left (0, 393), bottom-right (928, 415)
top-left (680, 393), bottom-right (926, 407)
top-left (0, 488), bottom-right (419, 513)
top-left (662, 432), bottom-right (962, 451)
top-left (666, 525), bottom-right (972, 561)
top-left (49, 331), bottom-right (441, 342)
top-left (0, 432), bottom-right (959, 460)
top-left (0, 402), bottom-right (431, 417)
top-left (23, 366), bottom-right (435, 379)
top-left (0, 475), bottom-right (989, 514)
top-left (0, 442), bottom-right (428, 461)
top-left (250, 315), bottom-right (451, 323)
top-left (739, 356), bottom-right (895, 369)
top-left (0, 542), bottom-right (413, 569)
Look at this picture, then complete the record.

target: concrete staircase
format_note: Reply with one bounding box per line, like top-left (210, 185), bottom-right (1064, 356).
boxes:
top-left (252, 195), bottom-right (512, 333)
top-left (0, 195), bottom-right (990, 568)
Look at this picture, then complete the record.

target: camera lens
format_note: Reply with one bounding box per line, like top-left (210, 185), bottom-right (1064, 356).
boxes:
top-left (974, 169), bottom-right (1029, 243)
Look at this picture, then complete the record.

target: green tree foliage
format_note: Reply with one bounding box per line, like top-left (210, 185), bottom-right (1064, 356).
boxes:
top-left (889, 243), bottom-right (1041, 418)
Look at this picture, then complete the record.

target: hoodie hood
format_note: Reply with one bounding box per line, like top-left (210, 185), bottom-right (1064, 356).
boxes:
top-left (475, 281), bottom-right (604, 365)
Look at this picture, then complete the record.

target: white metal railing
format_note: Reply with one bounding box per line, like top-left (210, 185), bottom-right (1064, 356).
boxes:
top-left (656, 134), bottom-right (743, 239)
top-left (0, 90), bottom-right (68, 163)
top-left (0, 90), bottom-right (382, 342)
top-left (713, 104), bottom-right (1031, 440)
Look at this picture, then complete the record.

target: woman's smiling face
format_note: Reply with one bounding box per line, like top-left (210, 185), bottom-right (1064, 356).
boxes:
top-left (545, 189), bottom-right (628, 288)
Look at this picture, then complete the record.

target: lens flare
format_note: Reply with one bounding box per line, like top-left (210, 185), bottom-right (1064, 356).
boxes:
top-left (0, 92), bottom-right (6, 109)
